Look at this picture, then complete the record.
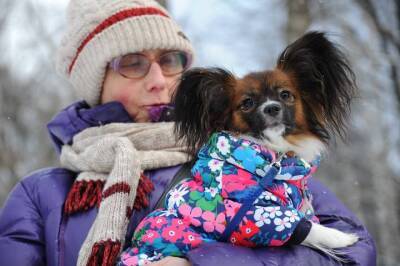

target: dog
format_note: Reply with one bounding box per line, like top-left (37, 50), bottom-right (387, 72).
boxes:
top-left (118, 31), bottom-right (358, 265)
top-left (173, 31), bottom-right (359, 254)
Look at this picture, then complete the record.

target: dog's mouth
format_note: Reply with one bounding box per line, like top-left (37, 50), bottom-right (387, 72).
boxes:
top-left (263, 119), bottom-right (296, 135)
top-left (265, 121), bottom-right (282, 128)
top-left (242, 124), bottom-right (286, 148)
top-left (257, 123), bottom-right (288, 144)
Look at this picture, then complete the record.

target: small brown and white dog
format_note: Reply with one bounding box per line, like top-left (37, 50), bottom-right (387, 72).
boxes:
top-left (173, 31), bottom-right (358, 257)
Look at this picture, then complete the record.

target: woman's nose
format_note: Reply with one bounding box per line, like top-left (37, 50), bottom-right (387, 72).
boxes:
top-left (144, 62), bottom-right (166, 92)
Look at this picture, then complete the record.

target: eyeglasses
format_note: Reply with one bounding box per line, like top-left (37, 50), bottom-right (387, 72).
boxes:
top-left (109, 51), bottom-right (192, 79)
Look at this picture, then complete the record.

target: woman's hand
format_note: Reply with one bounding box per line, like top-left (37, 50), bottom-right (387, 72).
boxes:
top-left (149, 256), bottom-right (190, 266)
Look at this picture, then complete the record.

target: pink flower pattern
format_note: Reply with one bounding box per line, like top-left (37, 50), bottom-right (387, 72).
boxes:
top-left (148, 216), bottom-right (167, 229)
top-left (141, 230), bottom-right (160, 244)
top-left (202, 211), bottom-right (226, 233)
top-left (224, 199), bottom-right (241, 220)
top-left (161, 225), bottom-right (183, 243)
top-left (221, 168), bottom-right (257, 197)
top-left (178, 204), bottom-right (202, 227)
top-left (182, 231), bottom-right (202, 247)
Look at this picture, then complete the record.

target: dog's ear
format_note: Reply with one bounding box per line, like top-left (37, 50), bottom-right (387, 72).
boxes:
top-left (173, 67), bottom-right (234, 155)
top-left (277, 31), bottom-right (357, 141)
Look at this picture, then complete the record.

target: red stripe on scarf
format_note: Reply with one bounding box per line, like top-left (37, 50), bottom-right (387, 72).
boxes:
top-left (102, 182), bottom-right (131, 199)
top-left (68, 7), bottom-right (169, 74)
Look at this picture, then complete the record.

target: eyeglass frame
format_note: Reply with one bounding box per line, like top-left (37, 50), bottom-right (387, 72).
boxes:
top-left (108, 50), bottom-right (193, 79)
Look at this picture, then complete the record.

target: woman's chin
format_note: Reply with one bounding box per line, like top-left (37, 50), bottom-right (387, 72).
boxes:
top-left (130, 110), bottom-right (151, 123)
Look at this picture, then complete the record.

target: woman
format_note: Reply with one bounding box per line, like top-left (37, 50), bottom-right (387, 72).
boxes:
top-left (0, 0), bottom-right (376, 265)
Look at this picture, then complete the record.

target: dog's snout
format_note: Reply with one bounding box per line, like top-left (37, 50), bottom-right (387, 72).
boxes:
top-left (264, 103), bottom-right (282, 117)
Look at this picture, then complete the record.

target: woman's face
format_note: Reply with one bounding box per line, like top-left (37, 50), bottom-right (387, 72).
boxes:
top-left (101, 50), bottom-right (183, 122)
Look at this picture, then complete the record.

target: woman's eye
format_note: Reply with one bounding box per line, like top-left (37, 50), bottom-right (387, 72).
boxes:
top-left (160, 55), bottom-right (175, 66)
top-left (240, 98), bottom-right (255, 111)
top-left (280, 90), bottom-right (293, 101)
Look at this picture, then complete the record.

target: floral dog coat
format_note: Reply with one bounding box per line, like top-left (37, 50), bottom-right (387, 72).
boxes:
top-left (117, 132), bottom-right (319, 265)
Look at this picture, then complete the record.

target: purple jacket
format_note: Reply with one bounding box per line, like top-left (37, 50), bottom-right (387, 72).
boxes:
top-left (0, 101), bottom-right (376, 266)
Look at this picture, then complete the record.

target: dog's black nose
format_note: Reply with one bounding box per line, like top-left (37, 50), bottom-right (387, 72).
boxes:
top-left (264, 103), bottom-right (282, 117)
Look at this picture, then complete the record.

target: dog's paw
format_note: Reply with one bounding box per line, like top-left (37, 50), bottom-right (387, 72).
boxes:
top-left (326, 229), bottom-right (359, 248)
top-left (302, 222), bottom-right (359, 249)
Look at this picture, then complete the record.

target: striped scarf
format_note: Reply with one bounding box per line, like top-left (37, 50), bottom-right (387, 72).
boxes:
top-left (60, 122), bottom-right (190, 266)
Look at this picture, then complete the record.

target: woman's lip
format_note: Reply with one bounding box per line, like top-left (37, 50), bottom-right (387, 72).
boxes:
top-left (147, 104), bottom-right (174, 122)
top-left (144, 104), bottom-right (169, 109)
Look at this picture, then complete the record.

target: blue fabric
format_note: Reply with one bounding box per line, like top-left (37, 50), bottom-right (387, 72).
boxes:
top-left (0, 101), bottom-right (377, 265)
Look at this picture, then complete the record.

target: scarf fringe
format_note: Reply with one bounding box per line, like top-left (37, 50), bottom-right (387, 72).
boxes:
top-left (64, 174), bottom-right (154, 216)
top-left (87, 240), bottom-right (122, 266)
top-left (133, 174), bottom-right (154, 211)
top-left (64, 180), bottom-right (104, 215)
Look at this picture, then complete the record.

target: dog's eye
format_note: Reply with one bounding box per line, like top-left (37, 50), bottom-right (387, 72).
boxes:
top-left (279, 90), bottom-right (293, 102)
top-left (240, 98), bottom-right (255, 111)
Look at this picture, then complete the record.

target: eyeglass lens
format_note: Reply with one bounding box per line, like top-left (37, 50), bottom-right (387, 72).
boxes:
top-left (117, 51), bottom-right (189, 79)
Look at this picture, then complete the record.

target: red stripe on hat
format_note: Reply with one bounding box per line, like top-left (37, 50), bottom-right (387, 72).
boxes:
top-left (102, 182), bottom-right (131, 199)
top-left (68, 7), bottom-right (169, 74)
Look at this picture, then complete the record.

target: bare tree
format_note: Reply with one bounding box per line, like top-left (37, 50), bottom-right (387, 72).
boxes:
top-left (285, 0), bottom-right (311, 42)
top-left (356, 0), bottom-right (400, 112)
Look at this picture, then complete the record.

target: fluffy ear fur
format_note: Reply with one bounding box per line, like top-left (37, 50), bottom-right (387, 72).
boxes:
top-left (173, 67), bottom-right (235, 155)
top-left (277, 31), bottom-right (357, 142)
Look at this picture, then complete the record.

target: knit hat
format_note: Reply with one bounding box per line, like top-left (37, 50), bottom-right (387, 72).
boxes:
top-left (56, 0), bottom-right (194, 106)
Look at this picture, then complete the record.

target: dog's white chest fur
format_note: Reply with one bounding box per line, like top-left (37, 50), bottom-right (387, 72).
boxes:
top-left (242, 126), bottom-right (326, 161)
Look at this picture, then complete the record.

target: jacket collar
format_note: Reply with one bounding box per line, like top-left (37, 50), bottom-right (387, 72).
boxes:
top-left (198, 132), bottom-right (319, 180)
top-left (46, 101), bottom-right (132, 154)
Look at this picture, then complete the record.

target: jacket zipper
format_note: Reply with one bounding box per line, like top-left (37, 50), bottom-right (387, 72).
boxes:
top-left (58, 214), bottom-right (67, 266)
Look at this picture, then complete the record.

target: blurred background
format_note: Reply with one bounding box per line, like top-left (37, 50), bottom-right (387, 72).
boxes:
top-left (0, 0), bottom-right (398, 265)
